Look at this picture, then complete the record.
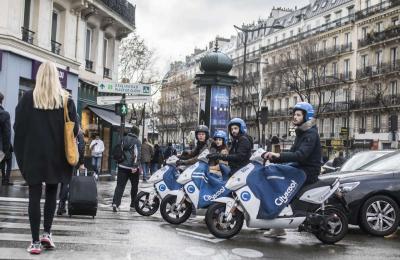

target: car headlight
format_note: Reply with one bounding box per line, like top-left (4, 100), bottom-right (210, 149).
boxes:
top-left (339, 182), bottom-right (360, 193)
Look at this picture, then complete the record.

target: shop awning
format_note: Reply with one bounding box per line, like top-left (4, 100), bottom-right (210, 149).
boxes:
top-left (88, 106), bottom-right (133, 128)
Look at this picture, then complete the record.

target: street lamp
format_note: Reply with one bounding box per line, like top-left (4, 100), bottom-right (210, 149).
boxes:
top-left (234, 23), bottom-right (284, 119)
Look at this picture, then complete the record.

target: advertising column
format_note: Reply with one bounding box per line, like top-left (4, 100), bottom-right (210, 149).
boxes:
top-left (210, 86), bottom-right (230, 136)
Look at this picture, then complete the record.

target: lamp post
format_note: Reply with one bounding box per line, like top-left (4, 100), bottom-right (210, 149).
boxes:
top-left (234, 23), bottom-right (284, 119)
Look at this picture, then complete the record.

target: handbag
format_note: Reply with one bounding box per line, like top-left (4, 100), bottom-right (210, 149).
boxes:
top-left (63, 95), bottom-right (79, 166)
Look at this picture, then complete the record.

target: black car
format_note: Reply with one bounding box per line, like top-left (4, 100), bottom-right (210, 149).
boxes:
top-left (320, 151), bottom-right (400, 236)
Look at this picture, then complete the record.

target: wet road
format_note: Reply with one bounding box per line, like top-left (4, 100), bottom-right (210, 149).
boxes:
top-left (0, 179), bottom-right (399, 260)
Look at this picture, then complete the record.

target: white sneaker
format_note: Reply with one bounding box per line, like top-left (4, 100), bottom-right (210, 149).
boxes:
top-left (40, 232), bottom-right (55, 249)
top-left (263, 228), bottom-right (287, 238)
top-left (93, 173), bottom-right (98, 181)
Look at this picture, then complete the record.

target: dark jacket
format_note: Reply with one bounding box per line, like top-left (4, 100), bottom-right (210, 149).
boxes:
top-left (151, 147), bottom-right (164, 164)
top-left (163, 146), bottom-right (177, 159)
top-left (118, 133), bottom-right (141, 169)
top-left (225, 134), bottom-right (252, 173)
top-left (13, 90), bottom-right (78, 185)
top-left (276, 119), bottom-right (321, 184)
top-left (180, 139), bottom-right (212, 165)
top-left (77, 130), bottom-right (85, 166)
top-left (0, 105), bottom-right (11, 153)
top-left (332, 156), bottom-right (346, 168)
top-left (141, 142), bottom-right (153, 163)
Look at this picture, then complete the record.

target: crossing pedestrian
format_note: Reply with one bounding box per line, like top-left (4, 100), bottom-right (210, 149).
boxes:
top-left (141, 138), bottom-right (153, 181)
top-left (0, 92), bottom-right (12, 185)
top-left (89, 134), bottom-right (104, 178)
top-left (13, 61), bottom-right (78, 254)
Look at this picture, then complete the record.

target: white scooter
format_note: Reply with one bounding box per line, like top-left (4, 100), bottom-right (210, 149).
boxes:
top-left (134, 156), bottom-right (184, 216)
top-left (205, 148), bottom-right (351, 244)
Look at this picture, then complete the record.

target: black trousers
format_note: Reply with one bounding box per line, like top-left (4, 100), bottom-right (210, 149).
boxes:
top-left (1, 156), bottom-right (12, 183)
top-left (28, 184), bottom-right (58, 242)
top-left (58, 183), bottom-right (69, 206)
top-left (112, 167), bottom-right (139, 208)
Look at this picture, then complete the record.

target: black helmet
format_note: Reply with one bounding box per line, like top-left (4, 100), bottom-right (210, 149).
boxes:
top-left (195, 125), bottom-right (209, 141)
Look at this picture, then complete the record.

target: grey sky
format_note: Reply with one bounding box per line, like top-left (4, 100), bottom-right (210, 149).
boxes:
top-left (133, 0), bottom-right (309, 74)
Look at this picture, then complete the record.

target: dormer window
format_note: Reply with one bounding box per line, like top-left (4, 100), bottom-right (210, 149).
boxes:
top-left (321, 1), bottom-right (328, 8)
top-left (332, 0), bottom-right (337, 4)
top-left (313, 4), bottom-right (319, 12)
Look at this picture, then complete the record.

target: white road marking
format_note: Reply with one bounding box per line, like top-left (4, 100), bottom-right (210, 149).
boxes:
top-left (232, 248), bottom-right (264, 258)
top-left (176, 228), bottom-right (225, 243)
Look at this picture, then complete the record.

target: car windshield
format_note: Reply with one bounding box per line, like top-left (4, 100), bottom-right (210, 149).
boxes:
top-left (340, 151), bottom-right (392, 171)
top-left (361, 152), bottom-right (400, 172)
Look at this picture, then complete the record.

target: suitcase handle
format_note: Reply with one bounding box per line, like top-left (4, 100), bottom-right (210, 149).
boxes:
top-left (77, 168), bottom-right (88, 176)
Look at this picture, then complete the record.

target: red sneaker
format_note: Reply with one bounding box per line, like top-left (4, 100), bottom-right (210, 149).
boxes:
top-left (27, 241), bottom-right (42, 254)
top-left (40, 233), bottom-right (56, 249)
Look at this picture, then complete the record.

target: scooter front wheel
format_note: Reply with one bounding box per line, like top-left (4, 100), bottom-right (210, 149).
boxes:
top-left (160, 194), bottom-right (192, 224)
top-left (205, 202), bottom-right (244, 239)
top-left (134, 191), bottom-right (160, 216)
top-left (314, 206), bottom-right (348, 244)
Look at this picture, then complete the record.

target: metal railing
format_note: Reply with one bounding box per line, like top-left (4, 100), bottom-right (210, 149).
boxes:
top-left (99, 0), bottom-right (135, 26)
top-left (21, 27), bottom-right (34, 44)
top-left (355, 0), bottom-right (400, 20)
top-left (358, 25), bottom-right (400, 48)
top-left (356, 60), bottom-right (400, 79)
top-left (51, 40), bottom-right (62, 55)
top-left (351, 94), bottom-right (400, 109)
top-left (85, 60), bottom-right (93, 71)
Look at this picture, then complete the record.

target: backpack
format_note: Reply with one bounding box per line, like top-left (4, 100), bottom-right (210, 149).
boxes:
top-left (112, 142), bottom-right (125, 163)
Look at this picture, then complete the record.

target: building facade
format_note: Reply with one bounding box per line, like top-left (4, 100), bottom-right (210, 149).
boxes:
top-left (0, 0), bottom-right (135, 171)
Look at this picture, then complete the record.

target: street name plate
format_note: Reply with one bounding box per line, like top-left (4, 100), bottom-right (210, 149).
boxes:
top-left (97, 95), bottom-right (151, 105)
top-left (98, 82), bottom-right (151, 95)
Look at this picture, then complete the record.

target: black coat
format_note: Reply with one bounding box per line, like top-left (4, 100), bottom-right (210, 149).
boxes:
top-left (0, 105), bottom-right (11, 153)
top-left (277, 120), bottom-right (322, 184)
top-left (118, 133), bottom-right (141, 169)
top-left (13, 90), bottom-right (78, 185)
top-left (226, 134), bottom-right (252, 173)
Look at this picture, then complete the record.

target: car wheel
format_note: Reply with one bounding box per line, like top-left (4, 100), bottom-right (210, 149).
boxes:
top-left (360, 195), bottom-right (400, 236)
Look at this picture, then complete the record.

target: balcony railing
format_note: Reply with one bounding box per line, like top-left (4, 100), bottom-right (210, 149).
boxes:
top-left (357, 60), bottom-right (400, 79)
top-left (269, 108), bottom-right (291, 117)
top-left (355, 0), bottom-right (400, 20)
top-left (372, 127), bottom-right (381, 133)
top-left (104, 67), bottom-right (111, 78)
top-left (21, 27), bottom-right (34, 44)
top-left (358, 25), bottom-right (400, 48)
top-left (352, 94), bottom-right (400, 109)
top-left (359, 128), bottom-right (366, 134)
top-left (85, 60), bottom-right (93, 71)
top-left (51, 40), bottom-right (62, 55)
top-left (99, 0), bottom-right (135, 26)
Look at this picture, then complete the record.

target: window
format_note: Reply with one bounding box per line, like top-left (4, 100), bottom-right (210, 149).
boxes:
top-left (321, 1), bottom-right (327, 8)
top-left (85, 28), bottom-right (92, 61)
top-left (51, 11), bottom-right (58, 42)
top-left (347, 5), bottom-right (355, 16)
top-left (103, 38), bottom-right (108, 68)
top-left (320, 119), bottom-right (325, 134)
top-left (333, 36), bottom-right (338, 50)
top-left (23, 0), bottom-right (31, 29)
top-left (376, 50), bottom-right (382, 67)
top-left (293, 96), bottom-right (298, 106)
top-left (322, 40), bottom-right (327, 51)
top-left (362, 88), bottom-right (367, 101)
top-left (365, 0), bottom-right (371, 9)
top-left (330, 118), bottom-right (335, 135)
top-left (390, 47), bottom-right (397, 66)
top-left (344, 59), bottom-right (350, 79)
top-left (331, 90), bottom-right (336, 103)
top-left (392, 16), bottom-right (399, 26)
top-left (285, 98), bottom-right (289, 109)
top-left (324, 15), bottom-right (331, 24)
top-left (361, 27), bottom-right (368, 40)
top-left (344, 33), bottom-right (350, 46)
top-left (373, 114), bottom-right (381, 131)
top-left (335, 10), bottom-right (342, 20)
top-left (376, 22), bottom-right (383, 33)
top-left (332, 62), bottom-right (338, 77)
top-left (391, 81), bottom-right (398, 96)
top-left (360, 116), bottom-right (366, 130)
top-left (361, 54), bottom-right (368, 69)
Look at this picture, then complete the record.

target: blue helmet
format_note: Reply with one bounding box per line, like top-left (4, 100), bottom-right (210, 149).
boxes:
top-left (213, 130), bottom-right (228, 144)
top-left (228, 118), bottom-right (247, 135)
top-left (293, 102), bottom-right (314, 121)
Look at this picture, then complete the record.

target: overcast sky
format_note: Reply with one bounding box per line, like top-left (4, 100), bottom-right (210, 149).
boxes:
top-left (133, 0), bottom-right (309, 75)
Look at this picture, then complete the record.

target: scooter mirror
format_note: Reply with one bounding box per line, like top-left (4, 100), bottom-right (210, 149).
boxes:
top-left (197, 149), bottom-right (210, 163)
top-left (250, 148), bottom-right (266, 164)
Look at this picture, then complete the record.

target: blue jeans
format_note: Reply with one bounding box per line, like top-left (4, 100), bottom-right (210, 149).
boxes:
top-left (141, 163), bottom-right (150, 180)
top-left (92, 156), bottom-right (102, 174)
top-left (151, 163), bottom-right (160, 174)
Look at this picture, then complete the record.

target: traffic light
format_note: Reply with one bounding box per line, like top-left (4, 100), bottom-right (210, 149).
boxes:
top-left (115, 103), bottom-right (128, 116)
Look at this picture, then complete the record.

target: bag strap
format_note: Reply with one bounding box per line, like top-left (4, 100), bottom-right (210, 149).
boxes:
top-left (63, 95), bottom-right (71, 123)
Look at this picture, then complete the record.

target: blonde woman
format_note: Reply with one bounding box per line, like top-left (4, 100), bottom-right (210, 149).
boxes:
top-left (14, 61), bottom-right (78, 254)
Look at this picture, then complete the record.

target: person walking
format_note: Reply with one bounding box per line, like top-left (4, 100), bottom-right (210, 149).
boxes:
top-left (13, 61), bottom-right (78, 254)
top-left (0, 92), bottom-right (12, 185)
top-left (57, 126), bottom-right (86, 215)
top-left (140, 138), bottom-right (153, 181)
top-left (89, 134), bottom-right (104, 178)
top-left (151, 144), bottom-right (164, 174)
top-left (163, 142), bottom-right (177, 161)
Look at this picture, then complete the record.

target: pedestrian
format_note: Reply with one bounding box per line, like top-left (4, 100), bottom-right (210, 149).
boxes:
top-left (141, 138), bottom-right (153, 181)
top-left (89, 134), bottom-right (104, 178)
top-left (262, 102), bottom-right (321, 238)
top-left (57, 126), bottom-right (86, 215)
top-left (150, 144), bottom-right (164, 174)
top-left (112, 125), bottom-right (141, 212)
top-left (163, 142), bottom-right (177, 161)
top-left (176, 125), bottom-right (212, 166)
top-left (0, 92), bottom-right (12, 186)
top-left (207, 118), bottom-right (253, 174)
top-left (332, 151), bottom-right (346, 168)
top-left (13, 61), bottom-right (78, 254)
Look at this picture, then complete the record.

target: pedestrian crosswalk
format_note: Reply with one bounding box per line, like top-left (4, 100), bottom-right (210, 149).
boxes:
top-left (0, 196), bottom-right (136, 259)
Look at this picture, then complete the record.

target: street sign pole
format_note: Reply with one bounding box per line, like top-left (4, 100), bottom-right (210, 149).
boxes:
top-left (120, 94), bottom-right (126, 143)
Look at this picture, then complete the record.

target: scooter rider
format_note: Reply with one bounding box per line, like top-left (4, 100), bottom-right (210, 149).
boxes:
top-left (176, 125), bottom-right (212, 166)
top-left (207, 118), bottom-right (252, 174)
top-left (262, 101), bottom-right (322, 237)
top-left (209, 130), bottom-right (229, 176)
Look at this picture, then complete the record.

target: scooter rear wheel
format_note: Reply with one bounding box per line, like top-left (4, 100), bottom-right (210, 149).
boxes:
top-left (314, 206), bottom-right (348, 244)
top-left (205, 202), bottom-right (244, 239)
top-left (160, 194), bottom-right (192, 224)
top-left (134, 191), bottom-right (160, 216)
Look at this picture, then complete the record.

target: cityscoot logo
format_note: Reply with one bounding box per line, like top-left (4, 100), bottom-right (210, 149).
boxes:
top-left (203, 187), bottom-right (226, 201)
top-left (274, 180), bottom-right (298, 206)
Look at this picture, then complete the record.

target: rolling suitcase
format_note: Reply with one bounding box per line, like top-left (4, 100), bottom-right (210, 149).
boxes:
top-left (68, 169), bottom-right (98, 218)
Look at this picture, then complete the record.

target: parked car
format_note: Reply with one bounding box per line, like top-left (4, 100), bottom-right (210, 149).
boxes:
top-left (321, 150), bottom-right (395, 174)
top-left (320, 151), bottom-right (400, 236)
